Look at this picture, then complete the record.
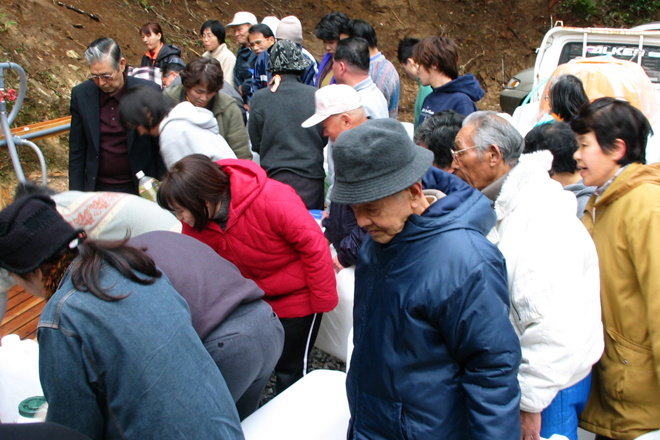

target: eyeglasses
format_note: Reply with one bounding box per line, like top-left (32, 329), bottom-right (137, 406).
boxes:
top-left (87, 72), bottom-right (116, 81)
top-left (451, 145), bottom-right (479, 159)
top-left (201, 33), bottom-right (215, 40)
top-left (249, 39), bottom-right (266, 47)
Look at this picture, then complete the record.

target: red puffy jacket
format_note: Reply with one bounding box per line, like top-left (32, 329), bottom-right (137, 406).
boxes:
top-left (182, 159), bottom-right (337, 318)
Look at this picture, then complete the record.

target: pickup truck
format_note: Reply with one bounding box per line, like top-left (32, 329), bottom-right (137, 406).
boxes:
top-left (501, 22), bottom-right (660, 163)
top-left (501, 22), bottom-right (660, 114)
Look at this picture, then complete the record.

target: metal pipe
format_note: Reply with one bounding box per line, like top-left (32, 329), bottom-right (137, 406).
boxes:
top-left (0, 123), bottom-right (71, 147)
top-left (12, 138), bottom-right (48, 186)
top-left (0, 110), bottom-right (25, 182)
top-left (0, 62), bottom-right (48, 183)
top-left (0, 62), bottom-right (27, 126)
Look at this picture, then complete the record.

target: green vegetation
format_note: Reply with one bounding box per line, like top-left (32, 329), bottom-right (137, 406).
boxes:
top-left (561, 0), bottom-right (660, 26)
top-left (0, 12), bottom-right (17, 33)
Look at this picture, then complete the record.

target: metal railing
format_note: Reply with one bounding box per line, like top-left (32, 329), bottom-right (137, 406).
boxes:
top-left (0, 62), bottom-right (49, 185)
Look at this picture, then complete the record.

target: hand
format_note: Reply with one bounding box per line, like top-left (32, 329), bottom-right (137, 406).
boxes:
top-left (270, 74), bottom-right (281, 92)
top-left (520, 410), bottom-right (541, 440)
top-left (321, 210), bottom-right (330, 220)
top-left (332, 255), bottom-right (345, 273)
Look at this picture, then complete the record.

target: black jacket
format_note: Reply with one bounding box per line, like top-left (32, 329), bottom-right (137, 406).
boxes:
top-left (140, 43), bottom-right (182, 71)
top-left (68, 76), bottom-right (166, 192)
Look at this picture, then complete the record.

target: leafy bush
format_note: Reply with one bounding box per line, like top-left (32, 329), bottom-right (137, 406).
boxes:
top-left (561, 0), bottom-right (660, 25)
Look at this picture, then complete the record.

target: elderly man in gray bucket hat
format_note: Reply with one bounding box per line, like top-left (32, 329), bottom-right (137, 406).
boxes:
top-left (333, 118), bottom-right (521, 440)
top-left (248, 39), bottom-right (327, 209)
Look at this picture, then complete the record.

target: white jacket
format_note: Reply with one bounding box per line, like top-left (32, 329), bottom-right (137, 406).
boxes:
top-left (489, 151), bottom-right (604, 413)
top-left (158, 102), bottom-right (236, 168)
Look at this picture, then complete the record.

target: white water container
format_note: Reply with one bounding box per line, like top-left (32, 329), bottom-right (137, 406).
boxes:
top-left (0, 334), bottom-right (43, 422)
top-left (16, 396), bottom-right (48, 423)
top-left (314, 267), bottom-right (355, 362)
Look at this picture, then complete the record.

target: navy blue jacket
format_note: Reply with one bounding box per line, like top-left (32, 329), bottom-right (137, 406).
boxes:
top-left (234, 46), bottom-right (256, 101)
top-left (252, 45), bottom-right (319, 95)
top-left (418, 73), bottom-right (485, 125)
top-left (347, 169), bottom-right (521, 440)
top-left (322, 202), bottom-right (366, 268)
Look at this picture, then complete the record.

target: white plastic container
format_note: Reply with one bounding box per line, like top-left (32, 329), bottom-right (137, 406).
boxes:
top-left (314, 267), bottom-right (355, 362)
top-left (0, 334), bottom-right (43, 423)
top-left (16, 396), bottom-right (48, 423)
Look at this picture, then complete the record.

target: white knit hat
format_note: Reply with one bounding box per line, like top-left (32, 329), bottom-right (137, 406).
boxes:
top-left (276, 16), bottom-right (303, 45)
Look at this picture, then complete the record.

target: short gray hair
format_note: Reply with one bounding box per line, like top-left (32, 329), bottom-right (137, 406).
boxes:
top-left (463, 111), bottom-right (524, 166)
top-left (84, 38), bottom-right (123, 70)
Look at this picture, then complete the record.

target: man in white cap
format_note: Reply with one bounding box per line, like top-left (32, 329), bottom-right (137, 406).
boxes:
top-left (332, 117), bottom-right (521, 439)
top-left (226, 11), bottom-right (258, 100)
top-left (302, 84), bottom-right (368, 271)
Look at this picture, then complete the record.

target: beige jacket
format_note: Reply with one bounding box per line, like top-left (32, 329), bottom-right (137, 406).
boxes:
top-left (203, 44), bottom-right (236, 88)
top-left (580, 163), bottom-right (660, 440)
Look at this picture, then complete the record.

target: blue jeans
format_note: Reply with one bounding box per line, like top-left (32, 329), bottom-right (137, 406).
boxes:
top-left (540, 372), bottom-right (592, 440)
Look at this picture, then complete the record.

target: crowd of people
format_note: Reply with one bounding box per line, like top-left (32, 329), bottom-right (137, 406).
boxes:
top-left (0, 9), bottom-right (658, 440)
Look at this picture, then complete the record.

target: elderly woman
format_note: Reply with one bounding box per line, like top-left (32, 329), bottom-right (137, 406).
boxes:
top-left (164, 57), bottom-right (252, 160)
top-left (118, 86), bottom-right (236, 168)
top-left (157, 154), bottom-right (337, 393)
top-left (139, 22), bottom-right (182, 70)
top-left (571, 98), bottom-right (660, 440)
top-left (0, 194), bottom-right (243, 440)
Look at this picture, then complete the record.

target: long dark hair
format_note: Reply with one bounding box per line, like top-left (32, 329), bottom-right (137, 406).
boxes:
top-left (69, 238), bottom-right (161, 301)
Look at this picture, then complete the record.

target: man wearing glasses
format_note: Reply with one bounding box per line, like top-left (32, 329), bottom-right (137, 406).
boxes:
top-left (453, 111), bottom-right (603, 440)
top-left (69, 38), bottom-right (165, 194)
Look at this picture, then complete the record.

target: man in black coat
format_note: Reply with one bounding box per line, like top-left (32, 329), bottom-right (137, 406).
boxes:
top-left (69, 38), bottom-right (165, 194)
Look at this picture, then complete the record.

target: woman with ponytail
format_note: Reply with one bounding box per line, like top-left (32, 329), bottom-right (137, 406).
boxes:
top-left (0, 194), bottom-right (244, 440)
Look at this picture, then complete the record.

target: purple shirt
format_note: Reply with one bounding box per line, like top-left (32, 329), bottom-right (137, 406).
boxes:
top-left (97, 77), bottom-right (132, 188)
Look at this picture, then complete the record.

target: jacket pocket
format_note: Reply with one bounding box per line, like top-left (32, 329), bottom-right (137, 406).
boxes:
top-left (601, 329), bottom-right (659, 404)
top-left (353, 393), bottom-right (410, 440)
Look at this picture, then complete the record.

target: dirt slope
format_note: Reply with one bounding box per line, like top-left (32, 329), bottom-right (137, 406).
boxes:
top-left (0, 0), bottom-right (553, 201)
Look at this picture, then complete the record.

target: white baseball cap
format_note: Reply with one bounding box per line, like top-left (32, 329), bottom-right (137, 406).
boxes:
top-left (226, 12), bottom-right (258, 27)
top-left (302, 85), bottom-right (363, 128)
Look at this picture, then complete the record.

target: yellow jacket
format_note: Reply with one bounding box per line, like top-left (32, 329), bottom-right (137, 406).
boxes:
top-left (579, 163), bottom-right (660, 440)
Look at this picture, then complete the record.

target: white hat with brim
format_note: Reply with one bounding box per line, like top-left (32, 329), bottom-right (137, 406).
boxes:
top-left (301, 84), bottom-right (363, 128)
top-left (226, 12), bottom-right (258, 27)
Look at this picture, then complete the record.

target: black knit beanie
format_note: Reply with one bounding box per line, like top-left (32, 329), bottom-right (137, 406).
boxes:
top-left (0, 194), bottom-right (81, 274)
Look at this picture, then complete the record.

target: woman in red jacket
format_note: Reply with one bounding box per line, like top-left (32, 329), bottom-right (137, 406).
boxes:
top-left (158, 154), bottom-right (337, 392)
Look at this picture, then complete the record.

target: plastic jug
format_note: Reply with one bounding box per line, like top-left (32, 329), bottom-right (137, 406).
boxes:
top-left (16, 396), bottom-right (48, 423)
top-left (0, 334), bottom-right (43, 423)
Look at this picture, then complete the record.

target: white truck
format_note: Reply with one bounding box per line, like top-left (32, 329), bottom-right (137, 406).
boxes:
top-left (503, 22), bottom-right (660, 163)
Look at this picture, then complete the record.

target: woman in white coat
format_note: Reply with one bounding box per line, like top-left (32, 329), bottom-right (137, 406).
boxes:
top-left (119, 86), bottom-right (236, 168)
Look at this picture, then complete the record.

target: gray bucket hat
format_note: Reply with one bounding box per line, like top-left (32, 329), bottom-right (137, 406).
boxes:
top-left (268, 39), bottom-right (311, 73)
top-left (331, 118), bottom-right (433, 205)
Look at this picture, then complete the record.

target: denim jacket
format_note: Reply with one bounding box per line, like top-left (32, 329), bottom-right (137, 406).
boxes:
top-left (38, 263), bottom-right (244, 440)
